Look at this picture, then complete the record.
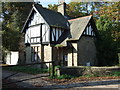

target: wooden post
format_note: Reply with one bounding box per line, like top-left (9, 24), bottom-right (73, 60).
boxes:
top-left (49, 63), bottom-right (50, 76)
top-left (40, 23), bottom-right (44, 68)
top-left (52, 61), bottom-right (55, 78)
top-left (41, 45), bottom-right (44, 68)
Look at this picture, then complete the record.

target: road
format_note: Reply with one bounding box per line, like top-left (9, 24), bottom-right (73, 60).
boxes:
top-left (2, 70), bottom-right (120, 89)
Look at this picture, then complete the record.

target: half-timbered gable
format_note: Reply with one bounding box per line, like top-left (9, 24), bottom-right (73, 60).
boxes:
top-left (23, 8), bottom-right (50, 45)
top-left (22, 4), bottom-right (69, 45)
top-left (68, 15), bottom-right (97, 41)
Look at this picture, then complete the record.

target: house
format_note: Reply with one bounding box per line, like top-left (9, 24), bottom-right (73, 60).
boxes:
top-left (21, 2), bottom-right (98, 68)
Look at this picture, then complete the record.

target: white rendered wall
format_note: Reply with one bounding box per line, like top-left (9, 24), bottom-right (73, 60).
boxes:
top-left (6, 51), bottom-right (19, 65)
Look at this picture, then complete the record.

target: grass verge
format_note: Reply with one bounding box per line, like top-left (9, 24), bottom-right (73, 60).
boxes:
top-left (3, 66), bottom-right (49, 74)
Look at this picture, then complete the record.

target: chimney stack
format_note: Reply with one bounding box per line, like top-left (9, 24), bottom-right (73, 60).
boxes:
top-left (58, 0), bottom-right (66, 16)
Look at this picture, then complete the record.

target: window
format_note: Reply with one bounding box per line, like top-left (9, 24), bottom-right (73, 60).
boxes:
top-left (31, 46), bottom-right (40, 62)
top-left (64, 55), bottom-right (68, 61)
top-left (63, 54), bottom-right (68, 66)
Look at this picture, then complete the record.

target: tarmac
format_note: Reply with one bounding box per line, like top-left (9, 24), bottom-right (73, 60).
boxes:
top-left (2, 70), bottom-right (120, 90)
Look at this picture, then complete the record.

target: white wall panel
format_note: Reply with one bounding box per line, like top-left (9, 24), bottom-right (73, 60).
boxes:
top-left (89, 25), bottom-right (92, 35)
top-left (30, 25), bottom-right (40, 37)
top-left (42, 25), bottom-right (46, 42)
top-left (52, 31), bottom-right (54, 41)
top-left (56, 28), bottom-right (59, 41)
top-left (37, 38), bottom-right (40, 42)
top-left (25, 29), bottom-right (30, 43)
top-left (45, 26), bottom-right (49, 42)
top-left (25, 30), bottom-right (27, 43)
top-left (86, 27), bottom-right (89, 35)
top-left (59, 29), bottom-right (62, 37)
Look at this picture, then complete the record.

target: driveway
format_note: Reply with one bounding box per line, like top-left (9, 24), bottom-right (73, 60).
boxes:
top-left (2, 70), bottom-right (120, 89)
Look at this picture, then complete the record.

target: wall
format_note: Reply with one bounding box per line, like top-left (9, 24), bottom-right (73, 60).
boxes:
top-left (26, 44), bottom-right (53, 68)
top-left (19, 51), bottom-right (25, 64)
top-left (44, 45), bottom-right (52, 67)
top-left (77, 36), bottom-right (97, 66)
top-left (5, 51), bottom-right (19, 65)
top-left (68, 43), bottom-right (78, 66)
top-left (60, 66), bottom-right (120, 76)
top-left (26, 46), bottom-right (32, 63)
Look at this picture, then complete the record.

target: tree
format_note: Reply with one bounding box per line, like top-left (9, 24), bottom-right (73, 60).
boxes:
top-left (96, 15), bottom-right (118, 65)
top-left (48, 4), bottom-right (58, 12)
top-left (47, 2), bottom-right (107, 18)
top-left (2, 2), bottom-right (33, 51)
top-left (95, 2), bottom-right (120, 65)
top-left (66, 2), bottom-right (87, 17)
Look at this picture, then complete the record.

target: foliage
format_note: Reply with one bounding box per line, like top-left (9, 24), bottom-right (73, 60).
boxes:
top-left (2, 2), bottom-right (32, 51)
top-left (48, 2), bottom-right (107, 18)
top-left (55, 44), bottom-right (64, 47)
top-left (3, 66), bottom-right (48, 74)
top-left (66, 2), bottom-right (88, 17)
top-left (49, 65), bottom-right (61, 77)
top-left (48, 4), bottom-right (58, 12)
top-left (95, 2), bottom-right (120, 66)
top-left (110, 71), bottom-right (120, 76)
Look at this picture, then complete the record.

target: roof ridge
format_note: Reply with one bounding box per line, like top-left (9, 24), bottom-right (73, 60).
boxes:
top-left (34, 4), bottom-right (62, 15)
top-left (68, 15), bottom-right (92, 21)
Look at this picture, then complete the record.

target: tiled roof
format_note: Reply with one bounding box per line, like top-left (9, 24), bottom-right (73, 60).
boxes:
top-left (34, 4), bottom-right (69, 29)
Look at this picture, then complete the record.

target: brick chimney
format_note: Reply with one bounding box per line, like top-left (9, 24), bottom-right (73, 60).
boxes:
top-left (58, 0), bottom-right (66, 16)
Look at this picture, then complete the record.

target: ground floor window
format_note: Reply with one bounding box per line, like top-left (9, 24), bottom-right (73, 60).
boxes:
top-left (63, 54), bottom-right (68, 66)
top-left (31, 46), bottom-right (40, 62)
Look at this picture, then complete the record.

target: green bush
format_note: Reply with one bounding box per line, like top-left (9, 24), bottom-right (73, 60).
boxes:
top-left (48, 65), bottom-right (61, 77)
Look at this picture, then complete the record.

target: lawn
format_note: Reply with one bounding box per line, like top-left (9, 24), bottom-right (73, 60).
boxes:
top-left (3, 66), bottom-right (49, 74)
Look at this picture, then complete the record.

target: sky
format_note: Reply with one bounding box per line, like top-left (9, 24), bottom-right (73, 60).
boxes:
top-left (35, 0), bottom-right (71, 7)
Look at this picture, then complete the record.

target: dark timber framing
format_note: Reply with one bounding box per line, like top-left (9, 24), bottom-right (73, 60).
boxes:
top-left (82, 21), bottom-right (96, 37)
